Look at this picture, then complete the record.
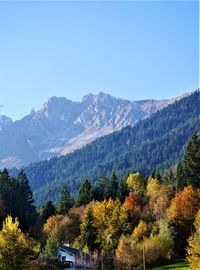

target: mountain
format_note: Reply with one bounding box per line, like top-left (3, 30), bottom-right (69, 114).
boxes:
top-left (0, 115), bottom-right (13, 131)
top-left (0, 92), bottom-right (189, 168)
top-left (21, 90), bottom-right (199, 206)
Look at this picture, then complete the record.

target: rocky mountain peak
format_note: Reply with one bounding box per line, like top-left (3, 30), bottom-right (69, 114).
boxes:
top-left (0, 115), bottom-right (13, 131)
top-left (0, 91), bottom-right (190, 168)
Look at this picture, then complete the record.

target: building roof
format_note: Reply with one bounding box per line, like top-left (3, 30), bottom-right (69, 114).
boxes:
top-left (59, 245), bottom-right (90, 259)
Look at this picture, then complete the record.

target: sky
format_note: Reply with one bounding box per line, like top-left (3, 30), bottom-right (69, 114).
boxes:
top-left (0, 1), bottom-right (199, 120)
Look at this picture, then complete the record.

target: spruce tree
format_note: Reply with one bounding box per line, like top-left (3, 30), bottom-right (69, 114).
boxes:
top-left (109, 171), bottom-right (118, 199)
top-left (91, 176), bottom-right (109, 201)
top-left (0, 169), bottom-right (11, 213)
top-left (17, 170), bottom-right (37, 230)
top-left (42, 200), bottom-right (56, 220)
top-left (183, 133), bottom-right (200, 188)
top-left (117, 176), bottom-right (129, 203)
top-left (79, 207), bottom-right (98, 253)
top-left (177, 163), bottom-right (185, 189)
top-left (77, 179), bottom-right (91, 206)
top-left (58, 187), bottom-right (73, 215)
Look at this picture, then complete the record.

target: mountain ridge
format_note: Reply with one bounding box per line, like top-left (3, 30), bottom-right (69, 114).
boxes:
top-left (20, 90), bottom-right (199, 206)
top-left (0, 91), bottom-right (190, 168)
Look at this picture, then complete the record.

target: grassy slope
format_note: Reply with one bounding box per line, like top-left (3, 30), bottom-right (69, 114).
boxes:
top-left (150, 259), bottom-right (191, 270)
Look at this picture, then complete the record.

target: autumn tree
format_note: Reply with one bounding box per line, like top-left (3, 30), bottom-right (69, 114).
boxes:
top-left (92, 199), bottom-right (123, 252)
top-left (147, 177), bottom-right (173, 220)
top-left (126, 172), bottom-right (145, 195)
top-left (167, 185), bottom-right (200, 256)
top-left (43, 211), bottom-right (82, 245)
top-left (43, 215), bottom-right (69, 244)
top-left (116, 236), bottom-right (139, 270)
top-left (187, 209), bottom-right (200, 270)
top-left (0, 215), bottom-right (38, 270)
top-left (116, 219), bottom-right (173, 270)
top-left (132, 220), bottom-right (149, 241)
top-left (121, 192), bottom-right (143, 233)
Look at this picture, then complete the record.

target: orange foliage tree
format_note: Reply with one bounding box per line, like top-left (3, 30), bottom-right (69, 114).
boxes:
top-left (121, 192), bottom-right (143, 233)
top-left (167, 185), bottom-right (200, 256)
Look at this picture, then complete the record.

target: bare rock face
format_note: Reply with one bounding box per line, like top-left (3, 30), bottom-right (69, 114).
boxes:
top-left (0, 91), bottom-right (189, 168)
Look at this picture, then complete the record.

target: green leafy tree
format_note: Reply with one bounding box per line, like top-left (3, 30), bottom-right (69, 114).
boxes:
top-left (77, 179), bottom-right (91, 206)
top-left (0, 215), bottom-right (38, 270)
top-left (58, 187), bottom-right (73, 214)
top-left (183, 133), bottom-right (200, 188)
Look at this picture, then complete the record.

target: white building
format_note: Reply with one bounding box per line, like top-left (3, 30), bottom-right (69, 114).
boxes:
top-left (59, 245), bottom-right (92, 269)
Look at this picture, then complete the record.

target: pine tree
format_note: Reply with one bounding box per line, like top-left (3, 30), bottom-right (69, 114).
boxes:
top-left (42, 200), bottom-right (56, 220)
top-left (183, 133), bottom-right (200, 188)
top-left (17, 170), bottom-right (37, 230)
top-left (77, 179), bottom-right (91, 206)
top-left (117, 176), bottom-right (129, 203)
top-left (79, 207), bottom-right (98, 253)
top-left (108, 172), bottom-right (118, 200)
top-left (58, 187), bottom-right (73, 215)
top-left (176, 163), bottom-right (185, 189)
top-left (0, 169), bottom-right (11, 214)
top-left (91, 176), bottom-right (109, 201)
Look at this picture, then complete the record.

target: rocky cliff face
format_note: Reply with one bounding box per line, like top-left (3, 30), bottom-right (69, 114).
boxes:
top-left (0, 91), bottom-right (188, 168)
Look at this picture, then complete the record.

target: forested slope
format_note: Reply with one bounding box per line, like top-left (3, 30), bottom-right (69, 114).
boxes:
top-left (23, 91), bottom-right (199, 206)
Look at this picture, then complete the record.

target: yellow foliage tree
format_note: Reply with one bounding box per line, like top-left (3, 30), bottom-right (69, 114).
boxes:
top-left (43, 214), bottom-right (70, 244)
top-left (92, 198), bottom-right (123, 251)
top-left (147, 177), bottom-right (173, 220)
top-left (187, 209), bottom-right (200, 270)
top-left (116, 219), bottom-right (173, 269)
top-left (126, 172), bottom-right (145, 195)
top-left (0, 215), bottom-right (38, 270)
top-left (132, 220), bottom-right (149, 241)
top-left (115, 235), bottom-right (142, 270)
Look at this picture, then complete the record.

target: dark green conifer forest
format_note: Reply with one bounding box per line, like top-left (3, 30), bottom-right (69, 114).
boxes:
top-left (17, 91), bottom-right (199, 206)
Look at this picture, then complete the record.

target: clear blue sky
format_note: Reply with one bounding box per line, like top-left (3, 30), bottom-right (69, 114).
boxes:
top-left (0, 1), bottom-right (199, 120)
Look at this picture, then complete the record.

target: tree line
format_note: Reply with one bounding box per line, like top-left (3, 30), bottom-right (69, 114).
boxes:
top-left (18, 90), bottom-right (200, 206)
top-left (0, 132), bottom-right (199, 269)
